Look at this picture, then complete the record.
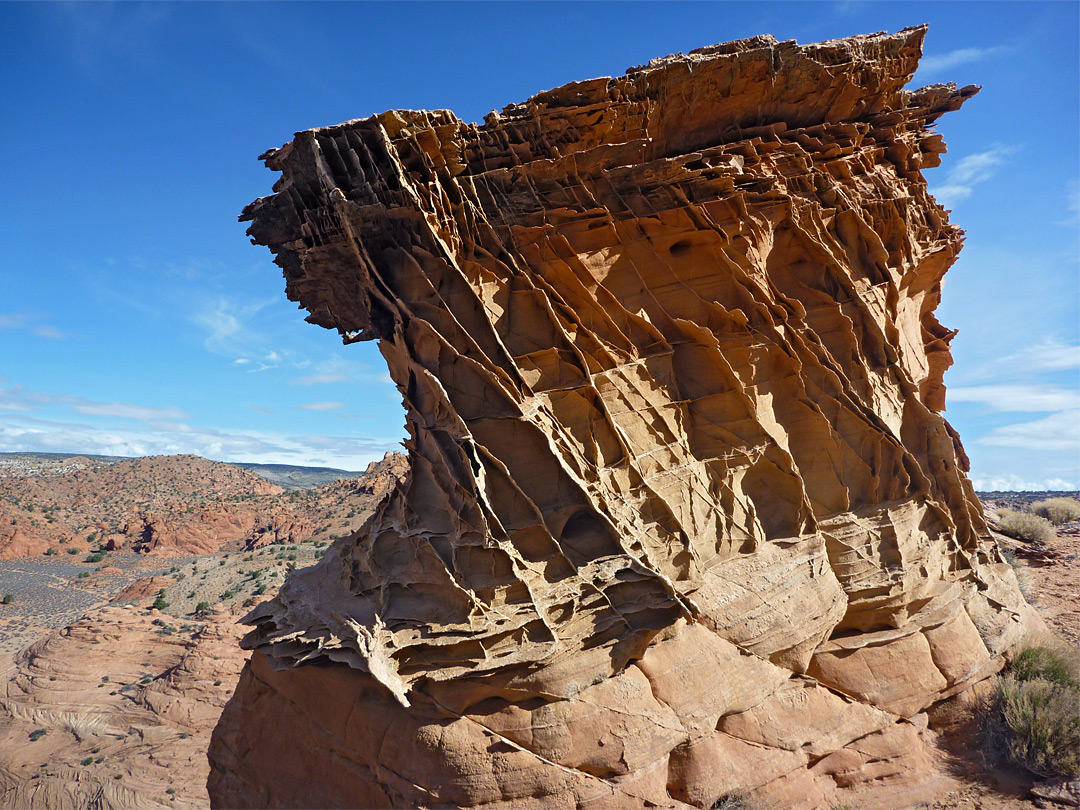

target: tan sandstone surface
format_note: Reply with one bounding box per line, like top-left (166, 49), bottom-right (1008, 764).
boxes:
top-left (0, 604), bottom-right (247, 809)
top-left (208, 27), bottom-right (1043, 810)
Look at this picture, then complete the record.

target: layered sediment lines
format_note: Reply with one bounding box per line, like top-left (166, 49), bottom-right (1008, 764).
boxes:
top-left (209, 27), bottom-right (1039, 809)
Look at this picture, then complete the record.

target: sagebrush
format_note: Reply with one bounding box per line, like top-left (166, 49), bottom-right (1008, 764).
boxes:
top-left (981, 638), bottom-right (1080, 778)
top-left (1029, 497), bottom-right (1080, 525)
top-left (996, 509), bottom-right (1055, 544)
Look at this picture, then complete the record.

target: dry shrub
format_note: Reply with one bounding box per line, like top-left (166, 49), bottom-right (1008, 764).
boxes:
top-left (1029, 497), bottom-right (1080, 525)
top-left (710, 796), bottom-right (759, 810)
top-left (981, 637), bottom-right (1080, 778)
top-left (986, 676), bottom-right (1080, 777)
top-left (996, 509), bottom-right (1055, 544)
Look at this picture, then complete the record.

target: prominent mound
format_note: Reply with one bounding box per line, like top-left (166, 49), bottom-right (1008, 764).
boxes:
top-left (209, 27), bottom-right (1040, 809)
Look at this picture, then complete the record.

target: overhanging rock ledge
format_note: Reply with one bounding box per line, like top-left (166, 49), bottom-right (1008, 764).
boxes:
top-left (209, 26), bottom-right (1040, 810)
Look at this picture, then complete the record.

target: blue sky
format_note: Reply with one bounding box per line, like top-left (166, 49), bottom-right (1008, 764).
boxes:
top-left (0, 2), bottom-right (1077, 488)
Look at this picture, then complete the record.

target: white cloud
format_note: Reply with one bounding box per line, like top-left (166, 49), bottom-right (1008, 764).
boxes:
top-left (292, 371), bottom-right (353, 386)
top-left (971, 472), bottom-right (1079, 492)
top-left (295, 402), bottom-right (347, 412)
top-left (195, 299), bottom-right (244, 354)
top-left (0, 312), bottom-right (72, 340)
top-left (947, 384), bottom-right (1080, 413)
top-left (288, 357), bottom-right (374, 386)
top-left (193, 296), bottom-right (291, 371)
top-left (997, 338), bottom-right (1080, 373)
top-left (976, 409), bottom-right (1080, 452)
top-left (932, 145), bottom-right (1016, 209)
top-left (71, 402), bottom-right (190, 420)
top-left (917, 46), bottom-right (1009, 77)
top-left (0, 384), bottom-right (187, 422)
top-left (0, 411), bottom-right (398, 471)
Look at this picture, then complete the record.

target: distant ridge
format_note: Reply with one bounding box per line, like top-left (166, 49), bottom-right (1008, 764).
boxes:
top-left (0, 452), bottom-right (364, 490)
top-left (230, 462), bottom-right (365, 489)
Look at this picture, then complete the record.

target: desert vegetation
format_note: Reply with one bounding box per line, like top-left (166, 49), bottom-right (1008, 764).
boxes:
top-left (981, 635), bottom-right (1080, 779)
top-left (993, 496), bottom-right (1079, 545)
top-left (1030, 496), bottom-right (1080, 525)
top-left (995, 509), bottom-right (1056, 544)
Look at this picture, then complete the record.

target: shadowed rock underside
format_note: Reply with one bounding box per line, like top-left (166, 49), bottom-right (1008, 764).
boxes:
top-left (208, 27), bottom-right (1041, 810)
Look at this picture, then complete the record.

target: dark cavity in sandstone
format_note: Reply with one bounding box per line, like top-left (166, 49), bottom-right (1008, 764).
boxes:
top-left (209, 27), bottom-right (1041, 810)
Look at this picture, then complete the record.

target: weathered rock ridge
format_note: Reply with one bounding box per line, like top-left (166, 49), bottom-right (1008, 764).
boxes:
top-left (209, 27), bottom-right (1040, 809)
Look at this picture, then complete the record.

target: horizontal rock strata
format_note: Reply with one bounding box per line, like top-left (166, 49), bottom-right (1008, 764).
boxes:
top-left (209, 26), bottom-right (1040, 809)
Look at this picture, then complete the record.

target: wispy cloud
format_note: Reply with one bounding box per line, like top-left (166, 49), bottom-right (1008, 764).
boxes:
top-left (295, 402), bottom-right (347, 412)
top-left (0, 411), bottom-right (398, 471)
top-left (193, 296), bottom-right (291, 370)
top-left (291, 371), bottom-right (354, 386)
top-left (997, 338), bottom-right (1080, 374)
top-left (0, 312), bottom-right (73, 340)
top-left (0, 384), bottom-right (187, 422)
top-left (71, 402), bottom-right (189, 420)
top-left (948, 384), bottom-right (1079, 413)
top-left (932, 145), bottom-right (1016, 209)
top-left (917, 45), bottom-right (1009, 78)
top-left (289, 357), bottom-right (390, 386)
top-left (976, 409), bottom-right (1080, 452)
top-left (47, 2), bottom-right (171, 79)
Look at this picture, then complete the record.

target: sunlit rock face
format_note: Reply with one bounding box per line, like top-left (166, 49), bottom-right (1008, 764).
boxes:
top-left (209, 27), bottom-right (1039, 809)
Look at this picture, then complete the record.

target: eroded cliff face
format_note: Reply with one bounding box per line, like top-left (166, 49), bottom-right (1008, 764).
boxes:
top-left (209, 27), bottom-right (1040, 809)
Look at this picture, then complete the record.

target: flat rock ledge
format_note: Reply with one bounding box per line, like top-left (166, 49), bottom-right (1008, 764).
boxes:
top-left (208, 26), bottom-right (1041, 810)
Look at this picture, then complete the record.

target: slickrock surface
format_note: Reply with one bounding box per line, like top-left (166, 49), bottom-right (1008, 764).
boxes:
top-left (0, 604), bottom-right (248, 809)
top-left (210, 27), bottom-right (1042, 809)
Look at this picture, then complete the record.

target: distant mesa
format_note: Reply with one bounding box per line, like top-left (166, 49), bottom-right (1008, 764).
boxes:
top-left (208, 26), bottom-right (1040, 810)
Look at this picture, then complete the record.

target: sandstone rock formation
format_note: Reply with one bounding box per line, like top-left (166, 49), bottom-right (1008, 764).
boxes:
top-left (209, 27), bottom-right (1041, 809)
top-left (0, 604), bottom-right (248, 809)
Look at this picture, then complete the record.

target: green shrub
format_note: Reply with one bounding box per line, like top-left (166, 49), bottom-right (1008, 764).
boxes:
top-left (81, 756), bottom-right (94, 766)
top-left (195, 601), bottom-right (210, 613)
top-left (981, 637), bottom-right (1080, 779)
top-left (85, 552), bottom-right (105, 563)
top-left (1, 594), bottom-right (13, 605)
top-left (78, 572), bottom-right (89, 579)
top-left (45, 547), bottom-right (58, 556)
top-left (996, 509), bottom-right (1055, 543)
top-left (254, 584), bottom-right (267, 595)
top-left (1012, 644), bottom-right (1080, 688)
top-left (985, 675), bottom-right (1080, 777)
top-left (1030, 497), bottom-right (1080, 525)
top-left (28, 728), bottom-right (46, 741)
top-left (152, 591), bottom-right (169, 611)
